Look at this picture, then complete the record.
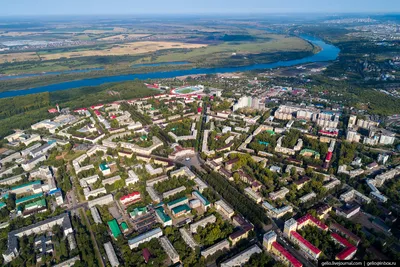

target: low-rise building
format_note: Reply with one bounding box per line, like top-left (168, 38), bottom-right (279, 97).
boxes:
top-left (128, 228), bottom-right (163, 249)
top-left (90, 207), bottom-right (102, 224)
top-left (244, 187), bottom-right (262, 203)
top-left (192, 190), bottom-right (211, 210)
top-left (215, 200), bottom-right (234, 218)
top-left (88, 194), bottom-right (114, 208)
top-left (269, 187), bottom-right (289, 200)
top-left (170, 166), bottom-right (196, 180)
top-left (190, 215), bottom-right (216, 233)
top-left (171, 204), bottom-right (191, 217)
top-left (179, 228), bottom-right (198, 250)
top-left (167, 197), bottom-right (188, 211)
top-left (120, 192), bottom-right (141, 206)
top-left (155, 207), bottom-right (172, 227)
top-left (220, 245), bottom-right (262, 267)
top-left (201, 239), bottom-right (230, 258)
top-left (159, 236), bottom-right (179, 264)
top-left (104, 242), bottom-right (120, 267)
top-left (162, 186), bottom-right (186, 199)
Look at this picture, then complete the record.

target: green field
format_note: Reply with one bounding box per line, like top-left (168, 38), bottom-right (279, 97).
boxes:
top-left (152, 34), bottom-right (313, 64)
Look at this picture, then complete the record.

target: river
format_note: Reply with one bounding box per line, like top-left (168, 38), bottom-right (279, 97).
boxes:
top-left (0, 35), bottom-right (340, 99)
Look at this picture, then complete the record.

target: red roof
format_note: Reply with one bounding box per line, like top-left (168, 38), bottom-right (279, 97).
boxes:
top-left (120, 192), bottom-right (141, 201)
top-left (325, 151), bottom-right (333, 162)
top-left (91, 104), bottom-right (104, 109)
top-left (110, 115), bottom-right (117, 119)
top-left (272, 242), bottom-right (303, 267)
top-left (336, 246), bottom-right (357, 260)
top-left (197, 107), bottom-right (203, 113)
top-left (291, 231), bottom-right (321, 255)
top-left (297, 214), bottom-right (328, 231)
top-left (319, 130), bottom-right (338, 136)
top-left (94, 110), bottom-right (101, 116)
top-left (331, 233), bottom-right (353, 248)
top-left (142, 248), bottom-right (151, 263)
top-left (48, 108), bottom-right (58, 113)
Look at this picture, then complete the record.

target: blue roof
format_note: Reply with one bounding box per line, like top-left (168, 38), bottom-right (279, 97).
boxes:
top-left (49, 188), bottom-right (61, 195)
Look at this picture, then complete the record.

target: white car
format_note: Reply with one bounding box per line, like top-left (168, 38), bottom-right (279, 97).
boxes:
top-left (185, 158), bottom-right (191, 161)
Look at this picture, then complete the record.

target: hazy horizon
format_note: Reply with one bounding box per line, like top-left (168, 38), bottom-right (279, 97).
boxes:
top-left (1, 0), bottom-right (400, 16)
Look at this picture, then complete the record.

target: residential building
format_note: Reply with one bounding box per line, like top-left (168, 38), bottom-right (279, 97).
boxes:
top-left (128, 228), bottom-right (163, 249)
top-left (190, 215), bottom-right (216, 233)
top-left (215, 200), bottom-right (234, 218)
top-left (220, 245), bottom-right (262, 267)
top-left (104, 242), bottom-right (120, 267)
top-left (159, 237), bottom-right (179, 264)
top-left (201, 239), bottom-right (230, 258)
top-left (179, 228), bottom-right (198, 250)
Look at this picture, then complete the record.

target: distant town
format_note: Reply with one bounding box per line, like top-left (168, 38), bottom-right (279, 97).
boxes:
top-left (0, 76), bottom-right (398, 266)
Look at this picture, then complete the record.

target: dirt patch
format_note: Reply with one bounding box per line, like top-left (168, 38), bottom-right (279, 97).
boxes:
top-left (0, 52), bottom-right (40, 63)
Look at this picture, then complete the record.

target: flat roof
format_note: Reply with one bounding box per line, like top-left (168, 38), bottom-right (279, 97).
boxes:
top-left (16, 193), bottom-right (44, 205)
top-left (120, 222), bottom-right (129, 231)
top-left (128, 227), bottom-right (162, 245)
top-left (24, 198), bottom-right (46, 209)
top-left (11, 180), bottom-right (41, 190)
top-left (107, 219), bottom-right (122, 238)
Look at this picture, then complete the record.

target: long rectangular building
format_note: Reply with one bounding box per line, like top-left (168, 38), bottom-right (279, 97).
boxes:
top-left (215, 200), bottom-right (234, 218)
top-left (179, 228), bottom-right (198, 250)
top-left (128, 227), bottom-right (163, 249)
top-left (88, 194), bottom-right (113, 208)
top-left (190, 215), bottom-right (216, 233)
top-left (201, 239), bottom-right (230, 258)
top-left (221, 245), bottom-right (262, 267)
top-left (159, 236), bottom-right (180, 264)
top-left (104, 242), bottom-right (120, 267)
top-left (162, 186), bottom-right (186, 199)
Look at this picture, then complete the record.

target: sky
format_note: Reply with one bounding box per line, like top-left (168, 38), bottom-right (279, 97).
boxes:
top-left (1, 0), bottom-right (400, 16)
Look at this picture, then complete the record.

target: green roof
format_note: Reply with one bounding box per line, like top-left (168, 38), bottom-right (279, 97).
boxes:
top-left (167, 197), bottom-right (188, 207)
top-left (25, 198), bottom-right (46, 209)
top-left (266, 130), bottom-right (276, 135)
top-left (155, 207), bottom-right (171, 223)
top-left (193, 190), bottom-right (210, 206)
top-left (130, 207), bottom-right (147, 217)
top-left (120, 222), bottom-right (129, 231)
top-left (16, 193), bottom-right (44, 205)
top-left (107, 219), bottom-right (122, 238)
top-left (154, 202), bottom-right (164, 208)
top-left (172, 204), bottom-right (191, 215)
top-left (11, 180), bottom-right (41, 191)
top-left (99, 163), bottom-right (110, 171)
